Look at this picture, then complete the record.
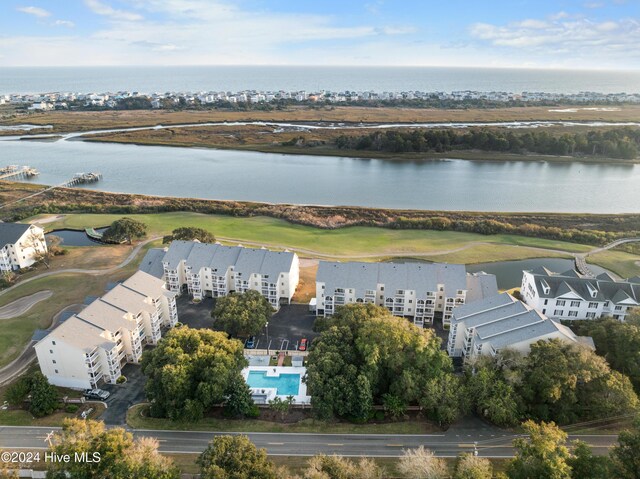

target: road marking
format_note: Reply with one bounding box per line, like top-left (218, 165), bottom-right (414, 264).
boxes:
top-left (386, 444), bottom-right (404, 447)
top-left (327, 443), bottom-right (344, 446)
top-left (458, 444), bottom-right (476, 448)
top-left (267, 442), bottom-right (284, 445)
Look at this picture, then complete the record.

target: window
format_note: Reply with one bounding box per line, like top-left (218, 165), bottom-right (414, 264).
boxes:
top-left (588, 302), bottom-right (598, 309)
top-left (542, 309), bottom-right (546, 314)
top-left (568, 311), bottom-right (578, 317)
top-left (556, 300), bottom-right (566, 306)
top-left (544, 299), bottom-right (548, 305)
top-left (554, 310), bottom-right (564, 316)
top-left (570, 301), bottom-right (580, 307)
top-left (54, 369), bottom-right (59, 374)
top-left (52, 360), bottom-right (56, 364)
top-left (615, 305), bottom-right (623, 311)
top-left (49, 349), bottom-right (53, 354)
top-left (52, 340), bottom-right (56, 345)
top-left (409, 299), bottom-right (413, 304)
top-left (586, 312), bottom-right (596, 319)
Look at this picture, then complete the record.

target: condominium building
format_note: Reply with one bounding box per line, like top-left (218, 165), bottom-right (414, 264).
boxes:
top-left (521, 267), bottom-right (640, 321)
top-left (160, 240), bottom-right (299, 308)
top-left (0, 223), bottom-right (47, 272)
top-left (447, 293), bottom-right (591, 359)
top-left (315, 261), bottom-right (467, 326)
top-left (35, 271), bottom-right (178, 389)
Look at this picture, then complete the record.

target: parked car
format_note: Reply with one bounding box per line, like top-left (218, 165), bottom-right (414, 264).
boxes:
top-left (299, 338), bottom-right (308, 351)
top-left (245, 336), bottom-right (256, 349)
top-left (83, 389), bottom-right (110, 400)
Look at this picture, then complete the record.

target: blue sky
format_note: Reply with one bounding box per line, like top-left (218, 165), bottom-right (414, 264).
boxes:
top-left (1, 0), bottom-right (639, 68)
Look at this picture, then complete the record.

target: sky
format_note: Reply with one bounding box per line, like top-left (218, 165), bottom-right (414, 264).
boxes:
top-left (1, 0), bottom-right (640, 69)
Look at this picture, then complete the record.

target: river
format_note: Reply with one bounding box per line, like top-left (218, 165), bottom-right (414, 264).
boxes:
top-left (1, 130), bottom-right (639, 213)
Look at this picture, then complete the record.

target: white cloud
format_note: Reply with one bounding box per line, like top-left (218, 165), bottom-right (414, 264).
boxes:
top-left (469, 15), bottom-right (640, 65)
top-left (16, 6), bottom-right (51, 18)
top-left (84, 0), bottom-right (143, 21)
top-left (54, 20), bottom-right (75, 28)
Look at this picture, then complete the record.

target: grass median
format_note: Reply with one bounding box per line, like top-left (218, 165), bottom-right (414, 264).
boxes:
top-left (127, 403), bottom-right (441, 434)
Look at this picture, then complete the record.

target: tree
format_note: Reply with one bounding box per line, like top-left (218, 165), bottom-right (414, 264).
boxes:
top-left (28, 372), bottom-right (58, 417)
top-left (24, 228), bottom-right (50, 268)
top-left (304, 455), bottom-right (383, 479)
top-left (269, 395), bottom-right (294, 421)
top-left (466, 364), bottom-right (521, 427)
top-left (306, 304), bottom-right (455, 420)
top-left (610, 417), bottom-right (640, 479)
top-left (506, 420), bottom-right (572, 479)
top-left (212, 290), bottom-right (274, 338)
top-left (102, 217), bottom-right (147, 244)
top-left (420, 374), bottom-right (467, 427)
top-left (46, 419), bottom-right (179, 479)
top-left (141, 326), bottom-right (247, 421)
top-left (197, 435), bottom-right (277, 479)
top-left (224, 374), bottom-right (256, 418)
top-left (4, 376), bottom-right (31, 406)
top-left (453, 453), bottom-right (493, 479)
top-left (0, 449), bottom-right (18, 478)
top-left (397, 446), bottom-right (448, 479)
top-left (382, 393), bottom-right (407, 420)
top-left (567, 440), bottom-right (611, 479)
top-left (163, 227), bottom-right (215, 244)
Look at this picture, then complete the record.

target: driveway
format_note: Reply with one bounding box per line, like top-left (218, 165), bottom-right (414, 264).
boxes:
top-left (99, 363), bottom-right (146, 425)
top-left (176, 295), bottom-right (318, 352)
top-left (252, 303), bottom-right (319, 352)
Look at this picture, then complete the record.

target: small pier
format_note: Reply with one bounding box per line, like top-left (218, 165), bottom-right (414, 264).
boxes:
top-left (84, 227), bottom-right (125, 245)
top-left (0, 165), bottom-right (39, 180)
top-left (64, 172), bottom-right (102, 187)
top-left (574, 255), bottom-right (595, 278)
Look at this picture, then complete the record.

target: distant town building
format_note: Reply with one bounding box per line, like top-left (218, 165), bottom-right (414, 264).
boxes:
top-left (521, 267), bottom-right (640, 321)
top-left (35, 271), bottom-right (178, 389)
top-left (159, 241), bottom-right (299, 308)
top-left (315, 261), bottom-right (468, 326)
top-left (0, 223), bottom-right (47, 272)
top-left (447, 293), bottom-right (592, 359)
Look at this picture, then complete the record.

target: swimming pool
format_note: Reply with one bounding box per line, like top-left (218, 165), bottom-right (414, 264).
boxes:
top-left (246, 371), bottom-right (301, 396)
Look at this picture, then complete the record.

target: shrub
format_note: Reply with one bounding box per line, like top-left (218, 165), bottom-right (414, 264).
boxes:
top-left (65, 404), bottom-right (79, 413)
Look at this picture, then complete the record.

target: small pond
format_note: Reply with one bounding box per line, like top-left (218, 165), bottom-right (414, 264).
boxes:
top-left (46, 228), bottom-right (108, 247)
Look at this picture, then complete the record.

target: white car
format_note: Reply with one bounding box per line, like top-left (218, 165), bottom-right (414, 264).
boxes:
top-left (83, 389), bottom-right (110, 400)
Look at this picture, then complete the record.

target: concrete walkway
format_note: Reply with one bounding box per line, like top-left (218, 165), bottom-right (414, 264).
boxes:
top-left (0, 290), bottom-right (52, 319)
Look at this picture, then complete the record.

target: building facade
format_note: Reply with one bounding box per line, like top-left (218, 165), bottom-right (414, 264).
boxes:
top-left (160, 241), bottom-right (299, 308)
top-left (0, 223), bottom-right (47, 272)
top-left (315, 261), bottom-right (467, 326)
top-left (521, 267), bottom-right (640, 321)
top-left (35, 271), bottom-right (178, 389)
top-left (447, 293), bottom-right (592, 359)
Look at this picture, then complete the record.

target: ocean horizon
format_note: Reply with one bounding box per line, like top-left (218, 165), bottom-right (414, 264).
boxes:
top-left (2, 65), bottom-right (640, 95)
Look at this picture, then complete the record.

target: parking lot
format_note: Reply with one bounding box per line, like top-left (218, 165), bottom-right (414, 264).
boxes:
top-left (176, 295), bottom-right (318, 352)
top-left (99, 363), bottom-right (146, 425)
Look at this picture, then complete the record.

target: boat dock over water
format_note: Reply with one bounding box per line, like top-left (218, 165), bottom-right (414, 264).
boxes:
top-left (0, 165), bottom-right (39, 180)
top-left (65, 172), bottom-right (102, 186)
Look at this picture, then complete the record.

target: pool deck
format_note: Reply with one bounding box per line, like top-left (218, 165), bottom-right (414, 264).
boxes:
top-left (242, 366), bottom-right (310, 404)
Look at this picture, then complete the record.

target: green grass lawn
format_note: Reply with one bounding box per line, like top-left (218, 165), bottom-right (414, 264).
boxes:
top-left (0, 241), bottom-right (159, 368)
top-left (28, 212), bottom-right (592, 261)
top-left (127, 404), bottom-right (441, 434)
top-left (587, 249), bottom-right (640, 279)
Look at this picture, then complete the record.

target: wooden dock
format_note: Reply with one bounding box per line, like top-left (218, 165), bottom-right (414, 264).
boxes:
top-left (64, 172), bottom-right (102, 187)
top-left (0, 165), bottom-right (39, 181)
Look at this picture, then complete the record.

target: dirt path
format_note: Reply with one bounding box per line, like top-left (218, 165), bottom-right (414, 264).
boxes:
top-left (0, 290), bottom-right (52, 319)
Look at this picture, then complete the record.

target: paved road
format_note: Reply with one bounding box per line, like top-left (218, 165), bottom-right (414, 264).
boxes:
top-left (0, 424), bottom-right (618, 458)
top-left (0, 290), bottom-right (52, 319)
